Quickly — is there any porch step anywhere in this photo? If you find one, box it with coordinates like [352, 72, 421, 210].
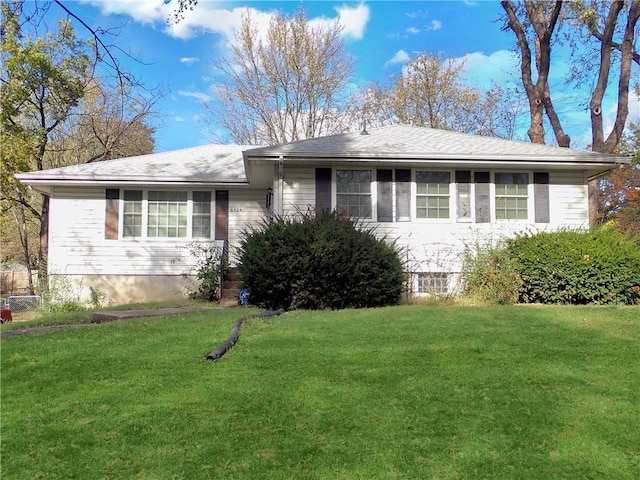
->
[219, 267, 243, 307]
[219, 297, 240, 308]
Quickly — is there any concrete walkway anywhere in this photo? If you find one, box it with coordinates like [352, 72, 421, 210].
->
[0, 306, 216, 337]
[90, 306, 215, 323]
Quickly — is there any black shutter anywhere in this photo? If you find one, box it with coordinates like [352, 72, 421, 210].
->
[534, 172, 550, 223]
[105, 189, 119, 240]
[377, 169, 393, 222]
[315, 168, 332, 211]
[475, 172, 491, 223]
[215, 190, 229, 240]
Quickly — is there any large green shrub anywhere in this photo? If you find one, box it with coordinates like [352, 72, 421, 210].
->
[506, 227, 640, 305]
[238, 210, 405, 310]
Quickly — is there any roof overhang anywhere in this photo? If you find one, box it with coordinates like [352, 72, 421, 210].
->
[244, 152, 628, 178]
[15, 175, 249, 196]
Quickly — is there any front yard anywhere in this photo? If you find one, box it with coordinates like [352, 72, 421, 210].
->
[1, 305, 638, 479]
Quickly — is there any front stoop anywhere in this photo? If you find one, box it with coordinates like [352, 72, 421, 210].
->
[219, 267, 242, 307]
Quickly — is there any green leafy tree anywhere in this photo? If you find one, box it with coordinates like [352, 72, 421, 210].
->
[1, 2, 158, 290]
[1, 1, 93, 284]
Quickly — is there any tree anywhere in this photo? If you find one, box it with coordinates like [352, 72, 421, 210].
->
[501, 0, 640, 225]
[502, 0, 640, 152]
[208, 7, 355, 145]
[501, 1, 569, 146]
[599, 121, 640, 235]
[567, 0, 640, 154]
[1, 1, 157, 290]
[49, 79, 157, 167]
[352, 54, 524, 140]
[1, 1, 93, 284]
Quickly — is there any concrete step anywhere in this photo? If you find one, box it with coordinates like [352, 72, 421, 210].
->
[219, 297, 239, 308]
[222, 280, 241, 290]
[221, 288, 241, 299]
[224, 267, 242, 281]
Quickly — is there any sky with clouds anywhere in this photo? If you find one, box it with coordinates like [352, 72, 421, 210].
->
[45, 0, 639, 152]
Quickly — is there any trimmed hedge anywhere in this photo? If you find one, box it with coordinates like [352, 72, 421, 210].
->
[505, 227, 640, 305]
[238, 210, 405, 310]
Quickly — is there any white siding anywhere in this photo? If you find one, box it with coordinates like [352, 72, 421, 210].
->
[228, 189, 270, 264]
[45, 167, 591, 303]
[549, 171, 589, 225]
[282, 167, 315, 216]
[47, 186, 269, 276]
[278, 166, 590, 273]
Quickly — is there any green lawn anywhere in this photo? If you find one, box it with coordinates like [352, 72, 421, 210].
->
[1, 305, 639, 479]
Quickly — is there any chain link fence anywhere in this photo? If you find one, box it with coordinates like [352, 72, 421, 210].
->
[7, 295, 43, 314]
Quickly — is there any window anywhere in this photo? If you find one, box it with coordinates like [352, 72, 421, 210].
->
[417, 272, 449, 295]
[376, 169, 393, 222]
[495, 173, 529, 220]
[416, 171, 450, 219]
[456, 171, 472, 222]
[147, 191, 188, 238]
[375, 169, 411, 222]
[120, 190, 214, 239]
[336, 170, 372, 218]
[192, 191, 212, 238]
[395, 169, 411, 222]
[123, 190, 143, 238]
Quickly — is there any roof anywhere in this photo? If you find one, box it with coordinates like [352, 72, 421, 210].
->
[16, 144, 255, 188]
[244, 124, 625, 165]
[16, 125, 627, 192]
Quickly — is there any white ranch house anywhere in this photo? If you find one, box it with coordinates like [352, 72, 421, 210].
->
[17, 125, 626, 305]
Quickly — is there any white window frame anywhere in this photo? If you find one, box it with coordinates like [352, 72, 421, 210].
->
[334, 169, 374, 219]
[414, 170, 453, 222]
[492, 171, 532, 222]
[119, 189, 214, 240]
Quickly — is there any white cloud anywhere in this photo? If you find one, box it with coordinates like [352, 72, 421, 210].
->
[336, 2, 370, 40]
[178, 90, 213, 103]
[406, 10, 429, 19]
[427, 20, 442, 31]
[310, 2, 370, 40]
[407, 27, 420, 35]
[81, 0, 168, 25]
[451, 50, 520, 90]
[83, 1, 369, 44]
[384, 50, 411, 68]
[180, 57, 199, 66]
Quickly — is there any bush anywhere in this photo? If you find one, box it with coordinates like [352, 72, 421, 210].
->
[506, 227, 640, 305]
[181, 242, 225, 301]
[238, 210, 405, 310]
[460, 239, 522, 305]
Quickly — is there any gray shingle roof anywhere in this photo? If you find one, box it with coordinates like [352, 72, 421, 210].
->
[244, 124, 624, 163]
[16, 144, 254, 184]
[17, 125, 627, 190]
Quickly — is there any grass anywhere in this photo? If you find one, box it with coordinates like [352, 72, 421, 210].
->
[1, 305, 639, 479]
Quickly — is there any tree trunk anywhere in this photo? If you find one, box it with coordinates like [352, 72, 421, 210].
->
[38, 195, 49, 290]
[501, 1, 568, 146]
[14, 204, 35, 295]
[590, 1, 624, 153]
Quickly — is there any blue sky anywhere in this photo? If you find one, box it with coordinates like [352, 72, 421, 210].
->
[47, 1, 639, 152]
